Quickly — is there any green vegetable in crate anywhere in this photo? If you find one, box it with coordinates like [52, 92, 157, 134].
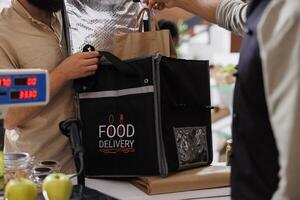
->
[220, 64, 237, 74]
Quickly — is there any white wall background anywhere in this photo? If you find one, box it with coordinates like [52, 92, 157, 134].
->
[0, 0, 11, 10]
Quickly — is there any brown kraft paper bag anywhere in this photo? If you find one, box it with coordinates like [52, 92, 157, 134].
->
[113, 8, 177, 60]
[131, 165, 230, 195]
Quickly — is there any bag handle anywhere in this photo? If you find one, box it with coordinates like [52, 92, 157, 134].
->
[100, 51, 138, 76]
[83, 45, 138, 76]
[137, 8, 158, 32]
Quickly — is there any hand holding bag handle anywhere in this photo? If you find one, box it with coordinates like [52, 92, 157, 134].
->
[83, 44, 138, 77]
[112, 8, 177, 59]
[75, 45, 141, 92]
[137, 8, 157, 32]
[136, 8, 177, 58]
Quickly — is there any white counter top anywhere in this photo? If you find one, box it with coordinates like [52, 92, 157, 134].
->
[83, 178, 230, 200]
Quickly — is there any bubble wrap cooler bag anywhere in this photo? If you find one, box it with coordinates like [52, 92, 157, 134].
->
[74, 51, 213, 177]
[63, 0, 144, 53]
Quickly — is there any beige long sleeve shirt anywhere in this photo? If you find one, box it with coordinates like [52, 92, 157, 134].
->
[216, 0, 300, 199]
[0, 0, 75, 173]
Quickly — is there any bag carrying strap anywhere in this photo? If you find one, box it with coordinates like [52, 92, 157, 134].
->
[100, 51, 139, 76]
[61, 1, 72, 55]
[83, 45, 138, 77]
[137, 8, 158, 32]
[136, 8, 177, 58]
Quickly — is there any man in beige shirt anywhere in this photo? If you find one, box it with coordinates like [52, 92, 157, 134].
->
[0, 0, 99, 172]
[146, 0, 300, 199]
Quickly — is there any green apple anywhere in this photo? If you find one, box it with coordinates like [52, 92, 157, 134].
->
[42, 173, 73, 200]
[5, 178, 38, 200]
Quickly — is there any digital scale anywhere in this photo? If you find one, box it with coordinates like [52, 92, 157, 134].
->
[0, 69, 49, 107]
[0, 69, 49, 197]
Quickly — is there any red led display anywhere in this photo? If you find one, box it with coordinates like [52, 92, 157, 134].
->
[15, 77, 38, 86]
[27, 77, 37, 86]
[19, 90, 37, 99]
[11, 90, 38, 100]
[0, 78, 12, 87]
